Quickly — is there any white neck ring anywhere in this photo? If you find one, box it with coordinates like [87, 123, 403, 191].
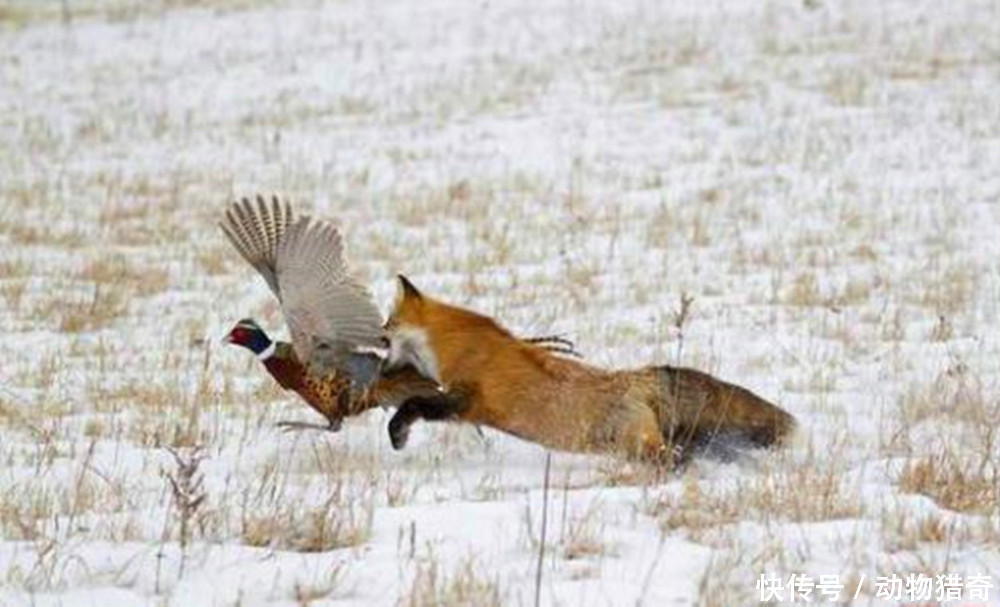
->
[256, 342, 277, 361]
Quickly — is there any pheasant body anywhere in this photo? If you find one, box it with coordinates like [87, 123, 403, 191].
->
[264, 342, 350, 426]
[228, 318, 441, 429]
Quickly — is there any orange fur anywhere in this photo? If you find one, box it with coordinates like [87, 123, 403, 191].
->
[386, 277, 796, 462]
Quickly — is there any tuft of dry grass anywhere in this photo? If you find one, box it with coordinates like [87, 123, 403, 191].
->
[824, 68, 871, 106]
[241, 498, 373, 552]
[53, 286, 129, 333]
[649, 457, 862, 544]
[881, 503, 1000, 553]
[694, 541, 758, 607]
[79, 256, 170, 298]
[898, 455, 998, 516]
[897, 364, 998, 427]
[240, 468, 376, 552]
[558, 502, 615, 561]
[653, 474, 740, 538]
[0, 0, 281, 27]
[786, 272, 822, 307]
[402, 555, 503, 607]
[290, 561, 351, 605]
[21, 254, 170, 333]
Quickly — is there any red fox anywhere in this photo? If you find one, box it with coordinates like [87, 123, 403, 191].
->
[384, 276, 796, 464]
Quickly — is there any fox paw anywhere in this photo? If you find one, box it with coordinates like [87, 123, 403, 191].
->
[388, 416, 410, 450]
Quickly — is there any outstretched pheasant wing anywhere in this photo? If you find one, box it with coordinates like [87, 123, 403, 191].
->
[219, 195, 294, 298]
[275, 215, 384, 377]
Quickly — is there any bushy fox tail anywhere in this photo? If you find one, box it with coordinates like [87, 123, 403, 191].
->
[651, 365, 796, 452]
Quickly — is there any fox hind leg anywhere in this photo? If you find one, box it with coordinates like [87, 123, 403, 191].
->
[611, 401, 670, 462]
[609, 402, 696, 472]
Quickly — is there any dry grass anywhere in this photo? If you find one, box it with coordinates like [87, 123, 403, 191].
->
[53, 286, 129, 333]
[746, 466, 863, 523]
[402, 555, 503, 607]
[898, 365, 996, 426]
[651, 475, 740, 537]
[290, 561, 351, 605]
[694, 541, 758, 607]
[0, 0, 278, 27]
[650, 461, 861, 544]
[0, 444, 139, 543]
[241, 496, 373, 552]
[558, 501, 615, 561]
[898, 455, 998, 516]
[79, 256, 170, 298]
[878, 506, 999, 554]
[12, 253, 170, 333]
[239, 462, 376, 552]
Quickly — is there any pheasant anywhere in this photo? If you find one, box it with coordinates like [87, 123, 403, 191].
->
[224, 317, 441, 430]
[220, 195, 579, 432]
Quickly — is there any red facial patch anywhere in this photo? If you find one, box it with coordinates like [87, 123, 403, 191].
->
[228, 327, 248, 344]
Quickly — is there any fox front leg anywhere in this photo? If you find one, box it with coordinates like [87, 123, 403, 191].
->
[388, 393, 467, 450]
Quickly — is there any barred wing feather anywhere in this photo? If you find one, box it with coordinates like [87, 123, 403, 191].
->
[275, 215, 384, 374]
[219, 195, 294, 298]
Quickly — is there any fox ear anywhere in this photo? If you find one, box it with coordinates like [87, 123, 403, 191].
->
[397, 274, 423, 300]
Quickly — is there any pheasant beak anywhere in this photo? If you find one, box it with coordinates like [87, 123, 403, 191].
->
[221, 332, 235, 345]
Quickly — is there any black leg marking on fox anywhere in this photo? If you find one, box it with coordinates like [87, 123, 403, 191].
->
[389, 391, 469, 450]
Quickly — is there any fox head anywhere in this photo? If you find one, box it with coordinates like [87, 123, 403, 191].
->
[384, 275, 442, 382]
[384, 275, 508, 385]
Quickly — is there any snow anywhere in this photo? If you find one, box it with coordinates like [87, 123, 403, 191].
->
[1, 0, 999, 605]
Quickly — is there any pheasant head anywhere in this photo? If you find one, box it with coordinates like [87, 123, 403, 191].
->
[223, 318, 276, 359]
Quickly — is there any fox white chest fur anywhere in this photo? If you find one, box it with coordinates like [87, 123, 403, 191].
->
[387, 325, 441, 384]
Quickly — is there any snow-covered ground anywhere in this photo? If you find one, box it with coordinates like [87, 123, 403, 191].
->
[1, 0, 999, 604]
